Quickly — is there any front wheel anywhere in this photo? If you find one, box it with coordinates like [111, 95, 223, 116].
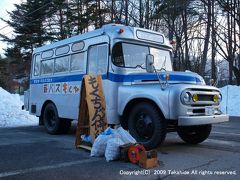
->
[128, 102, 166, 150]
[177, 124, 212, 144]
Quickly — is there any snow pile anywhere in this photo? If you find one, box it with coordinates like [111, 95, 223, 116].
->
[220, 85, 240, 116]
[0, 87, 38, 128]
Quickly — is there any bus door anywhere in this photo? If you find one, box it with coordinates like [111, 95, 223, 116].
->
[87, 43, 109, 76]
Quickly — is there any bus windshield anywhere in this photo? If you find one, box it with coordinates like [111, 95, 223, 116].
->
[112, 42, 173, 71]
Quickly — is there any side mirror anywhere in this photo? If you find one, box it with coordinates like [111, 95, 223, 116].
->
[146, 54, 154, 73]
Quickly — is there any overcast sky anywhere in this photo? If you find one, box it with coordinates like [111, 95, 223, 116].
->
[0, 0, 21, 57]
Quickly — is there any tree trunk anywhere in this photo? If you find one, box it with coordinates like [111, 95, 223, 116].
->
[59, 7, 65, 40]
[182, 6, 190, 70]
[227, 0, 233, 84]
[139, 0, 143, 27]
[211, 0, 216, 81]
[98, 0, 102, 27]
[111, 0, 114, 23]
[145, 0, 150, 29]
[233, 66, 240, 85]
[125, 0, 128, 25]
[77, 0, 83, 33]
[200, 0, 211, 77]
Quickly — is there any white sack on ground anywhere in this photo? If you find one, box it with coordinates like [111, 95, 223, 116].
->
[114, 127, 136, 144]
[90, 128, 114, 157]
[91, 127, 136, 161]
[105, 137, 124, 161]
[104, 127, 136, 161]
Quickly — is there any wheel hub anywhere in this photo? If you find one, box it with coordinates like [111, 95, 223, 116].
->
[47, 110, 56, 127]
[135, 113, 154, 139]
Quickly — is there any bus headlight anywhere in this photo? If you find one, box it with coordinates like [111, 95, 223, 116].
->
[218, 94, 222, 102]
[183, 92, 191, 103]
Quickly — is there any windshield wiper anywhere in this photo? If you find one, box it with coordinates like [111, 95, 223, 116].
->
[136, 62, 145, 69]
[159, 57, 167, 72]
[153, 56, 169, 90]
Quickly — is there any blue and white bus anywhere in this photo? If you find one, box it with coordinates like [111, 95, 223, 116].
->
[24, 24, 228, 149]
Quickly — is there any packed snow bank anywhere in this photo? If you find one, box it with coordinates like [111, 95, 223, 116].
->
[220, 85, 240, 117]
[0, 87, 38, 128]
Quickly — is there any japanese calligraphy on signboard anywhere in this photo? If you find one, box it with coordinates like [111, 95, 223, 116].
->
[85, 75, 108, 141]
[75, 75, 107, 146]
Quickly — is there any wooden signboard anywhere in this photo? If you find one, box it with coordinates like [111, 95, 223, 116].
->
[75, 75, 108, 148]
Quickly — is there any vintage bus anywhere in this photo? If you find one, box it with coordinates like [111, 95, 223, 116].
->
[24, 24, 228, 149]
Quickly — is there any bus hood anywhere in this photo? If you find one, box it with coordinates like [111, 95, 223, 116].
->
[108, 71, 205, 85]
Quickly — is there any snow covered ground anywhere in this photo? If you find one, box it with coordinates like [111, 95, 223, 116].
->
[0, 87, 38, 128]
[220, 85, 240, 116]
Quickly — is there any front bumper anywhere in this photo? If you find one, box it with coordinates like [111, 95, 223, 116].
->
[178, 114, 229, 126]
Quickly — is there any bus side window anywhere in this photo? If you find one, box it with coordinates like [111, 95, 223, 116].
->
[87, 44, 108, 75]
[56, 45, 70, 56]
[34, 54, 41, 76]
[70, 53, 85, 72]
[112, 43, 124, 67]
[41, 59, 54, 75]
[55, 56, 70, 73]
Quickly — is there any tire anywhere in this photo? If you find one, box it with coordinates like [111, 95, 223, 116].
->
[43, 103, 71, 134]
[177, 124, 212, 144]
[128, 102, 166, 150]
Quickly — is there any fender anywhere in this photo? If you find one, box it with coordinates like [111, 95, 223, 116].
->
[118, 85, 170, 119]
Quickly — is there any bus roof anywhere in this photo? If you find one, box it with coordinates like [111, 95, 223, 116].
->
[33, 24, 172, 54]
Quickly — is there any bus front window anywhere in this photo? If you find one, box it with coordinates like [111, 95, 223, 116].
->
[112, 42, 172, 71]
[149, 47, 172, 71]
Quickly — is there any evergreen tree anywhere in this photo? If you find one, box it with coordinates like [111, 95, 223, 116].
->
[0, 0, 52, 59]
[47, 0, 71, 40]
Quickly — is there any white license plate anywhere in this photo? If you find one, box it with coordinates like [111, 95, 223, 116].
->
[205, 106, 214, 116]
